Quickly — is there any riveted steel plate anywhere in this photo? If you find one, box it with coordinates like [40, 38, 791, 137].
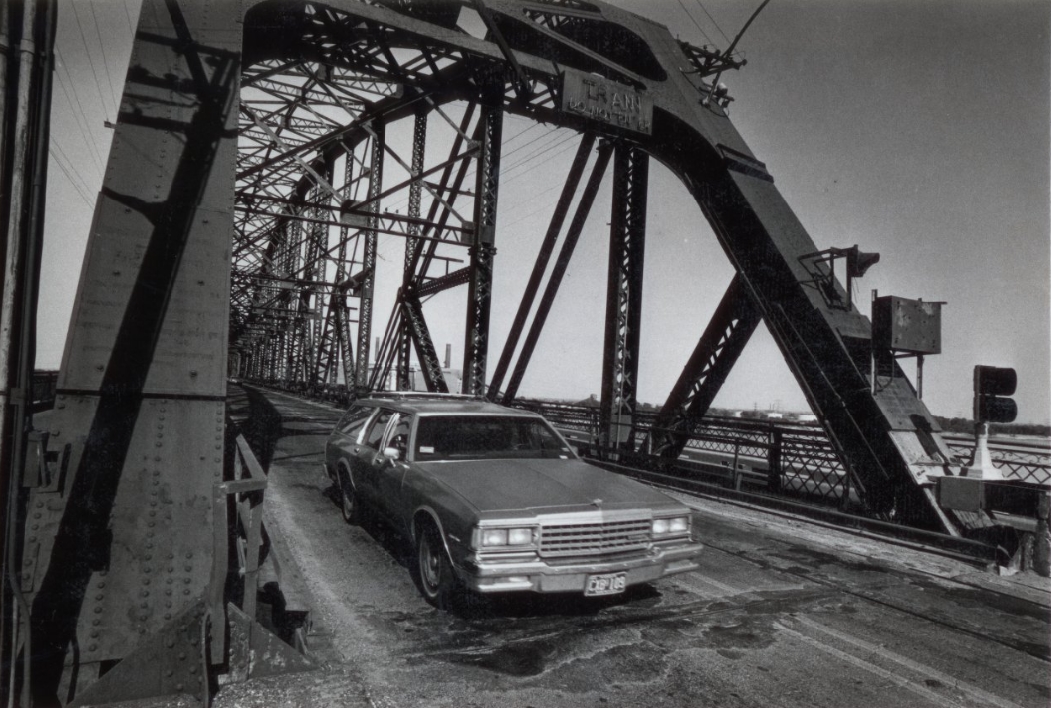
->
[72, 398, 225, 665]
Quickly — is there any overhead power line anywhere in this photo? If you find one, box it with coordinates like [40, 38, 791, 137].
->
[54, 50, 106, 178]
[49, 145, 96, 208]
[88, 0, 122, 108]
[693, 0, 731, 45]
[675, 0, 714, 47]
[70, 0, 117, 119]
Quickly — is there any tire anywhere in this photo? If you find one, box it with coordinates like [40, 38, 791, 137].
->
[416, 522, 457, 609]
[337, 468, 361, 524]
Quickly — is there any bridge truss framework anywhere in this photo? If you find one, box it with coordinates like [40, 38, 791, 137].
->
[5, 0, 991, 703]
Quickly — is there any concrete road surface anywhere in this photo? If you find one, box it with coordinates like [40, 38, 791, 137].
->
[213, 386, 1050, 708]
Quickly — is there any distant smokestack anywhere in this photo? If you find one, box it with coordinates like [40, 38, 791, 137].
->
[444, 343, 451, 369]
[374, 337, 380, 365]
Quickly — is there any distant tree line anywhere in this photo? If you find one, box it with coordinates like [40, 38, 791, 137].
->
[572, 395, 1049, 438]
[934, 416, 1050, 437]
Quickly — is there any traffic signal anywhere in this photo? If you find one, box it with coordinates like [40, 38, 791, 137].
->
[973, 365, 1017, 423]
[845, 245, 880, 279]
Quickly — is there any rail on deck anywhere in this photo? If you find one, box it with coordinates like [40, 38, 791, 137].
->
[240, 380, 1051, 511]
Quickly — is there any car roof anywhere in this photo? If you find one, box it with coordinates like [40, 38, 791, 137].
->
[353, 394, 540, 417]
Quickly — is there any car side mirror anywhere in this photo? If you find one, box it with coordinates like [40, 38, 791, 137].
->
[382, 446, 401, 463]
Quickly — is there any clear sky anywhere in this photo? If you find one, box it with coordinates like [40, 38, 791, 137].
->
[38, 0, 1050, 423]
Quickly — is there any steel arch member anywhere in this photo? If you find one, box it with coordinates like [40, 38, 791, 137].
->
[22, 0, 963, 702]
[234, 0, 956, 520]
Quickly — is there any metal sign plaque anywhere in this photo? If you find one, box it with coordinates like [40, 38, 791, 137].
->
[561, 71, 653, 135]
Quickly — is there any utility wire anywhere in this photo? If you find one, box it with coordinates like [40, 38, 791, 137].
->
[70, 0, 116, 118]
[49, 146, 95, 208]
[382, 121, 555, 215]
[56, 50, 108, 175]
[675, 0, 714, 46]
[121, 0, 136, 33]
[53, 58, 105, 178]
[50, 139, 95, 197]
[693, 0, 731, 45]
[88, 0, 122, 108]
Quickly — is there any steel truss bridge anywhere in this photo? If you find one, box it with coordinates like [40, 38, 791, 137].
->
[1, 0, 1047, 705]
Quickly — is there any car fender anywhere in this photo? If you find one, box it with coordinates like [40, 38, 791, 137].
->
[412, 502, 478, 569]
[335, 459, 355, 490]
[412, 506, 451, 554]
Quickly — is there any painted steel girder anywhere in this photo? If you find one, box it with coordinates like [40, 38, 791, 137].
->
[355, 126, 384, 388]
[647, 274, 762, 461]
[501, 141, 614, 404]
[600, 145, 648, 451]
[462, 104, 503, 396]
[29, 4, 968, 698]
[402, 294, 449, 393]
[488, 133, 597, 401]
[24, 0, 241, 700]
[237, 0, 955, 526]
[398, 108, 428, 390]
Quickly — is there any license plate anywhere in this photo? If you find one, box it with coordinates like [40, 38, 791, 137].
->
[585, 572, 626, 596]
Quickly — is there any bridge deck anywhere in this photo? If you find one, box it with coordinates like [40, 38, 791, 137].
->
[219, 385, 1050, 708]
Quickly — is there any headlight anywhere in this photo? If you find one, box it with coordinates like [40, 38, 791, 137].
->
[652, 516, 689, 536]
[480, 527, 535, 547]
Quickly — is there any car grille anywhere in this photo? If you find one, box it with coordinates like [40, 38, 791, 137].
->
[539, 518, 651, 558]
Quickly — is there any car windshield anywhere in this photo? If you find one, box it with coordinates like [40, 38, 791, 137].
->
[414, 415, 574, 461]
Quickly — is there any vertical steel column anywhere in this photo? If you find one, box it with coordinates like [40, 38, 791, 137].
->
[600, 145, 648, 452]
[462, 104, 502, 395]
[1, 1, 55, 700]
[22, 0, 242, 699]
[297, 184, 324, 386]
[397, 107, 427, 390]
[336, 151, 356, 385]
[355, 125, 384, 389]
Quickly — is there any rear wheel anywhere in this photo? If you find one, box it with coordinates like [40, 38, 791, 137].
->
[337, 468, 360, 524]
[416, 522, 457, 609]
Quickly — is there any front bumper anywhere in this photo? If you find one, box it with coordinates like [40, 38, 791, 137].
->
[456, 540, 704, 594]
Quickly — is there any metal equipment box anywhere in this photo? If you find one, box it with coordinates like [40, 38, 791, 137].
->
[938, 475, 985, 513]
[872, 296, 942, 354]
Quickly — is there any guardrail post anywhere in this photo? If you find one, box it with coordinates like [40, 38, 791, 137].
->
[768, 429, 783, 493]
[1035, 492, 1050, 577]
[208, 483, 229, 663]
[732, 442, 742, 491]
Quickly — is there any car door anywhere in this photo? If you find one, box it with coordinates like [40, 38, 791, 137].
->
[375, 413, 413, 520]
[329, 405, 374, 475]
[354, 408, 395, 510]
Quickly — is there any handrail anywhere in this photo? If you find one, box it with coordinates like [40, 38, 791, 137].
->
[207, 434, 268, 665]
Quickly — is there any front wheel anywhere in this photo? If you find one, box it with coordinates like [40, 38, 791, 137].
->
[337, 468, 361, 524]
[416, 523, 457, 609]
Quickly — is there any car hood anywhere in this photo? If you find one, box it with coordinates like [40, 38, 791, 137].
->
[418, 458, 679, 514]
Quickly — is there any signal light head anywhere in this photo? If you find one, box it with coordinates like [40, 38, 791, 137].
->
[973, 365, 1018, 423]
[846, 245, 880, 279]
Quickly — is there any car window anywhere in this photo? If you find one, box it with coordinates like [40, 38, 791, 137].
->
[414, 415, 573, 461]
[363, 410, 395, 450]
[385, 415, 412, 456]
[337, 405, 374, 440]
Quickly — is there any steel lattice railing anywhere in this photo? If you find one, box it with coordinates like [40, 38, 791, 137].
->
[509, 399, 1051, 498]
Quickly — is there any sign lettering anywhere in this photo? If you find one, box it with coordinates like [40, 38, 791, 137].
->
[561, 72, 653, 135]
